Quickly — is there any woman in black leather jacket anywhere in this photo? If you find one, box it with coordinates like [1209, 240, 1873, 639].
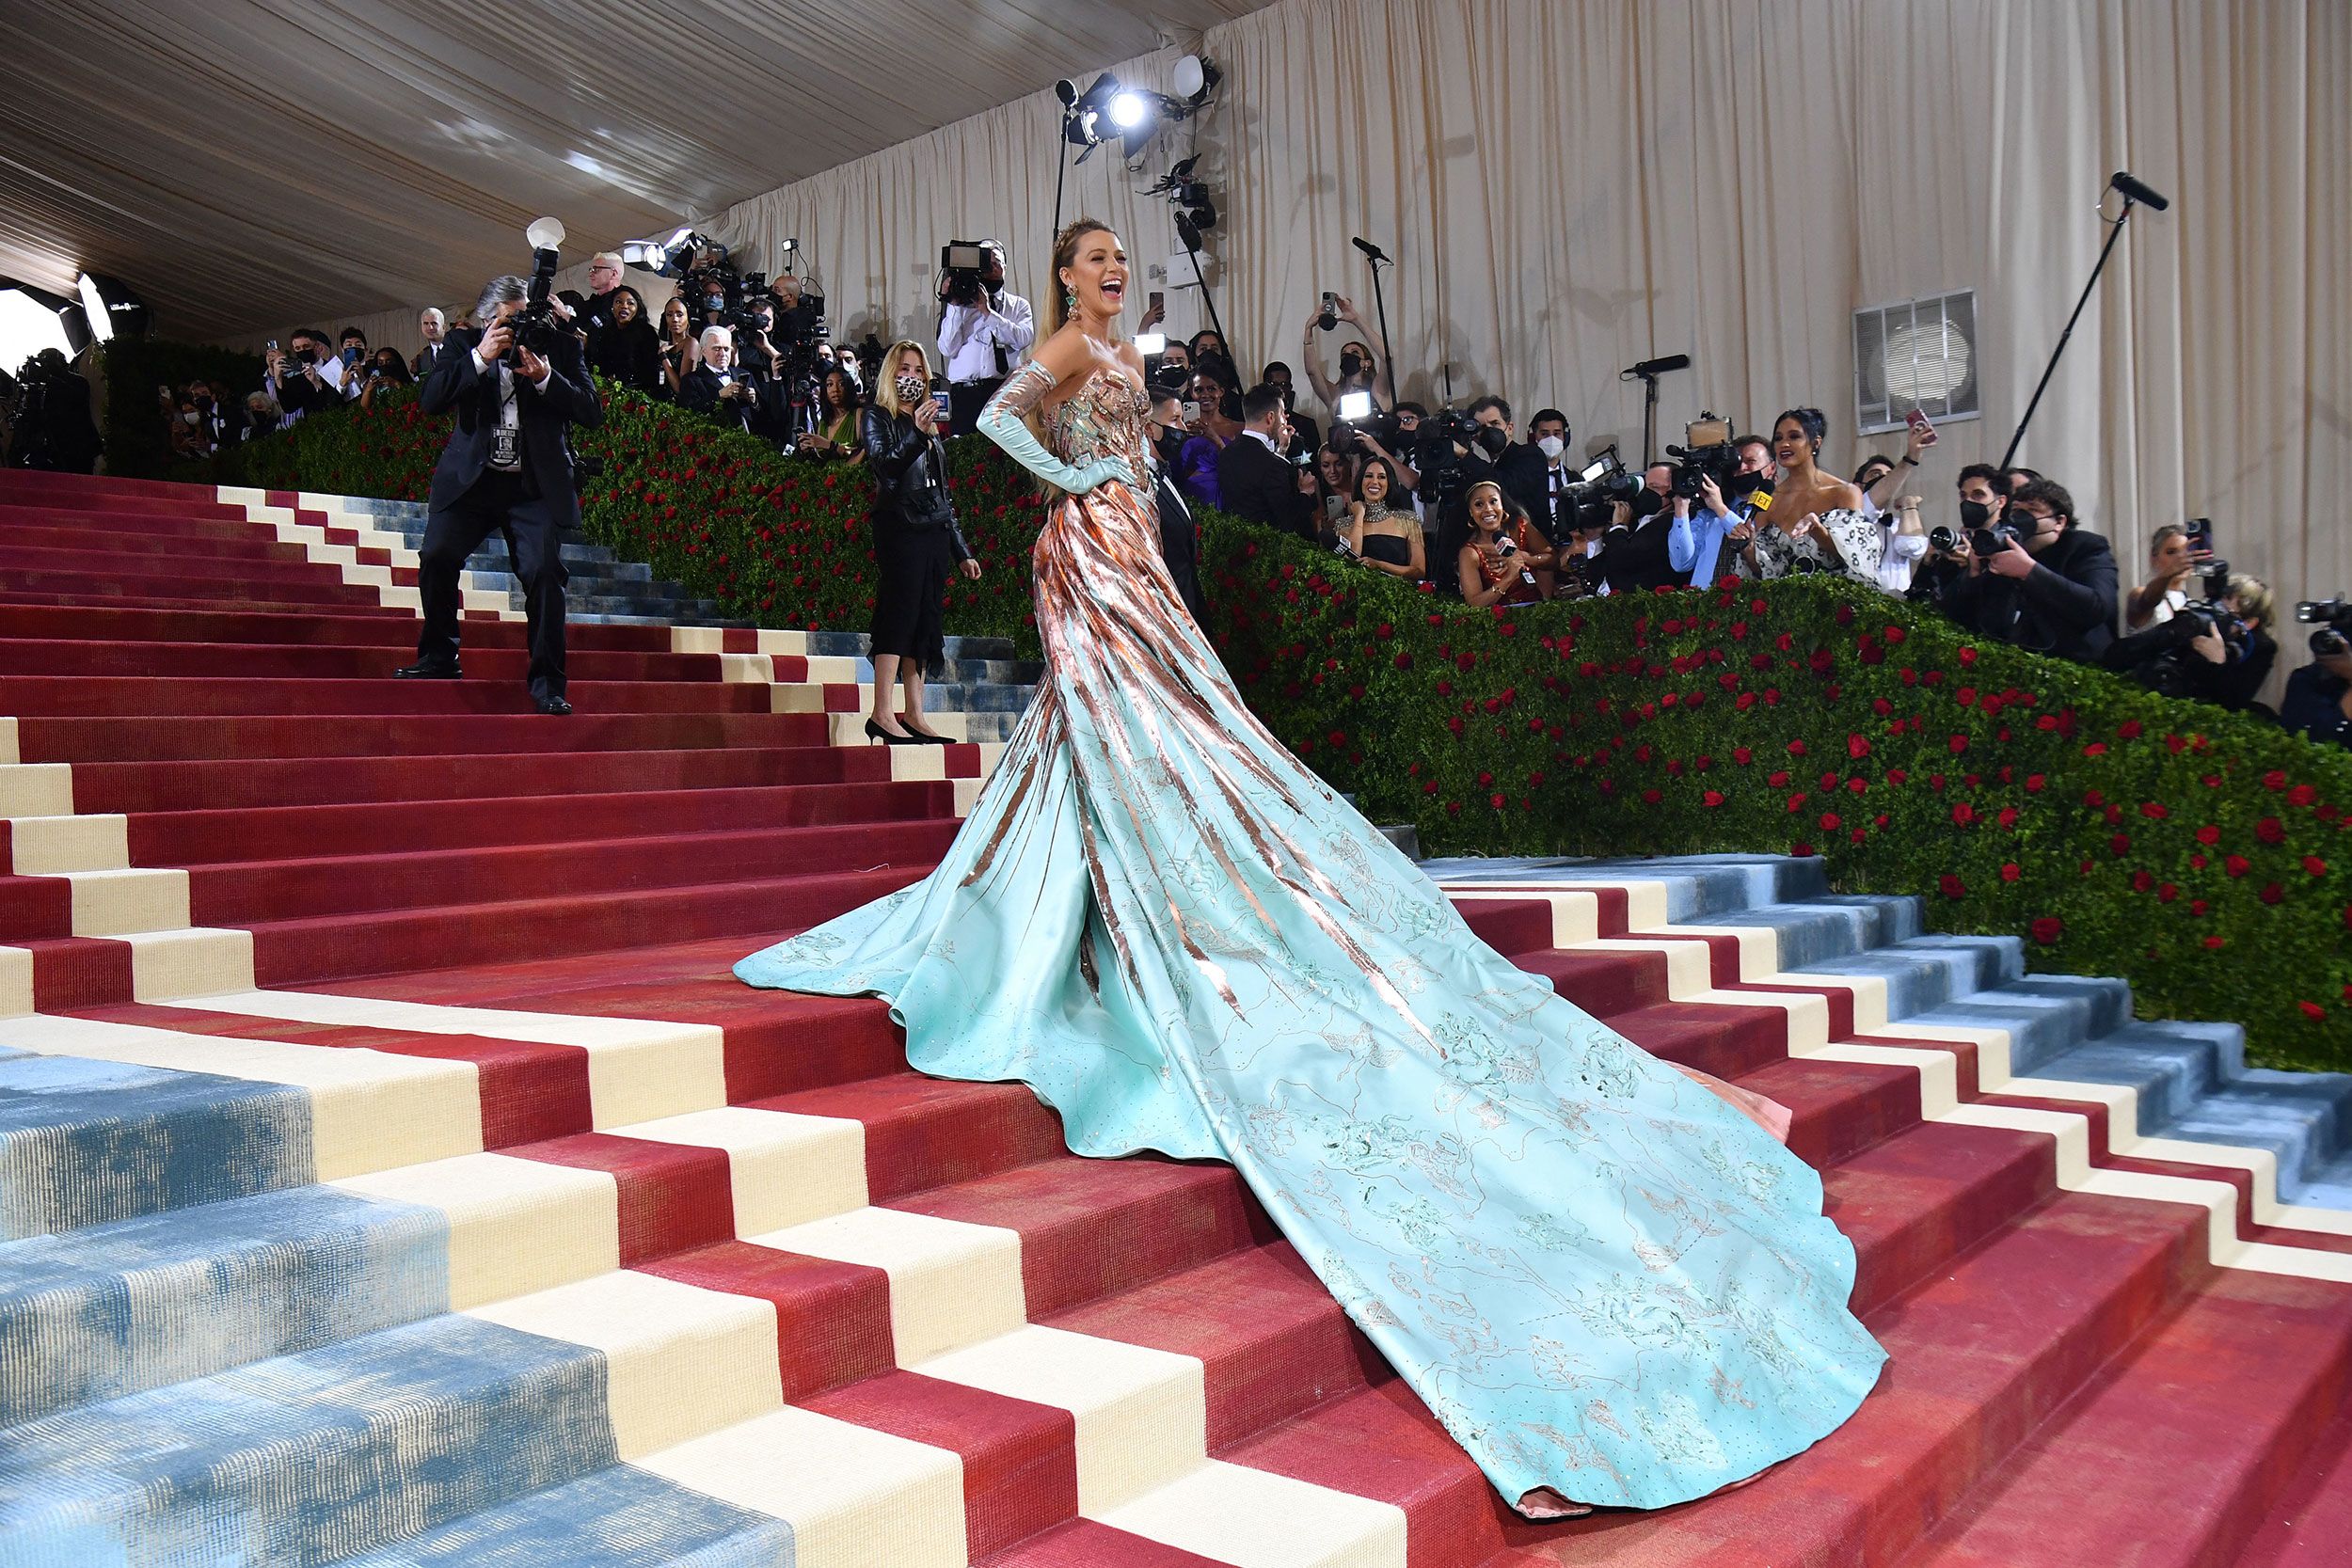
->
[863, 340, 981, 744]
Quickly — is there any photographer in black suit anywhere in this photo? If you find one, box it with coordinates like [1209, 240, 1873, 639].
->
[395, 274, 600, 715]
[1215, 383, 1317, 541]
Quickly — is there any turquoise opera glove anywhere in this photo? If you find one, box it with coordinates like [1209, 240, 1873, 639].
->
[976, 362, 1130, 494]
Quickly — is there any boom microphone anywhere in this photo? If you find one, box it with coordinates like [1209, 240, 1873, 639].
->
[2108, 170, 2170, 212]
[1351, 236, 1389, 263]
[1623, 353, 1691, 378]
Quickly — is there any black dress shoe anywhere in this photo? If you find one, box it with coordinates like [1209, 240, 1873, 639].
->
[864, 718, 917, 745]
[534, 694, 573, 716]
[393, 660, 461, 679]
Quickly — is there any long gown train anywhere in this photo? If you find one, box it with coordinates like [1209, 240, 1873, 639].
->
[738, 368, 1886, 1512]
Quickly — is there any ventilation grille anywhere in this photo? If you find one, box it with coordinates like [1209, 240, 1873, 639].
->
[1853, 290, 1979, 436]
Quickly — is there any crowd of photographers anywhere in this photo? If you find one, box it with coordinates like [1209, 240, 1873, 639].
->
[81, 229, 2349, 753]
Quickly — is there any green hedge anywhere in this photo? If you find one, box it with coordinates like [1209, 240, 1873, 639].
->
[202, 383, 2352, 1071]
[97, 339, 265, 482]
[212, 382, 1043, 649]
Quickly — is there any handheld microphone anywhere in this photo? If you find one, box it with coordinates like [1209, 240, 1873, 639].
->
[2109, 170, 2170, 212]
[1623, 353, 1692, 378]
[1351, 236, 1389, 263]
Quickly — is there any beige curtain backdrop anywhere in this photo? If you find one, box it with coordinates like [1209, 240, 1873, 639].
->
[240, 0, 2352, 673]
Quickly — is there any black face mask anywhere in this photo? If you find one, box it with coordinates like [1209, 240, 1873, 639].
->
[1473, 423, 1511, 457]
[1958, 499, 1993, 531]
[1630, 487, 1664, 521]
[1340, 353, 1363, 377]
[1155, 428, 1186, 464]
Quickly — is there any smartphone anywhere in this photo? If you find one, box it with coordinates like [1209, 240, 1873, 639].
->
[1148, 290, 1164, 316]
[265, 340, 278, 354]
[930, 375, 951, 422]
[1182, 400, 1201, 424]
[1318, 292, 1339, 331]
[2184, 516, 2215, 558]
[1336, 389, 1374, 420]
[1904, 406, 1938, 444]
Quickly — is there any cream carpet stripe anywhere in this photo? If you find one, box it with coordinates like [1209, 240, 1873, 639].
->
[0, 947, 31, 1018]
[753, 1205, 1025, 1364]
[617, 1106, 868, 1235]
[123, 927, 255, 1002]
[162, 990, 728, 1128]
[333, 1152, 619, 1309]
[1097, 1459, 1406, 1568]
[914, 1323, 1204, 1514]
[6, 813, 128, 875]
[635, 1407, 966, 1568]
[62, 868, 189, 938]
[0, 763, 76, 818]
[465, 1271, 782, 1460]
[0, 1011, 480, 1178]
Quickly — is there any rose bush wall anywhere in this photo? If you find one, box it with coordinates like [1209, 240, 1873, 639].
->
[202, 378, 2352, 1071]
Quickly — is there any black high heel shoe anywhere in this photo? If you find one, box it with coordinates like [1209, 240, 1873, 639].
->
[898, 719, 956, 746]
[864, 718, 918, 746]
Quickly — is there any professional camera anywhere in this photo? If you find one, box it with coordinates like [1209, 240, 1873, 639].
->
[505, 240, 567, 365]
[1971, 517, 2025, 557]
[2296, 595, 2352, 657]
[1336, 406, 1403, 454]
[1663, 412, 1740, 499]
[1412, 407, 1506, 517]
[940, 241, 993, 308]
[1928, 524, 1961, 555]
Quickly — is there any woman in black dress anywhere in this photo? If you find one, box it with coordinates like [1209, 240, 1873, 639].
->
[1343, 456, 1424, 580]
[589, 286, 663, 395]
[863, 339, 981, 744]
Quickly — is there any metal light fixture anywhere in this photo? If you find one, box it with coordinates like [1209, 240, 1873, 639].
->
[72, 272, 148, 343]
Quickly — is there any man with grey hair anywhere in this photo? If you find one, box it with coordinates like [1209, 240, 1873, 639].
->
[680, 325, 755, 435]
[395, 274, 600, 715]
[411, 308, 447, 377]
[577, 251, 626, 355]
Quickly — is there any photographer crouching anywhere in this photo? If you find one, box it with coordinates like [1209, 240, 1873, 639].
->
[396, 264, 599, 716]
[1939, 478, 2117, 663]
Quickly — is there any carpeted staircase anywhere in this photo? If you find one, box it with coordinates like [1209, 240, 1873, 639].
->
[3, 470, 2351, 1567]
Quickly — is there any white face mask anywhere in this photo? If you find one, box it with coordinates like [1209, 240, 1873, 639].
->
[1536, 435, 1565, 461]
[182, 411, 200, 425]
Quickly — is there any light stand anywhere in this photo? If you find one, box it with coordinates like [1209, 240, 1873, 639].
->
[1620, 353, 1691, 466]
[1180, 228, 1229, 371]
[2002, 170, 2170, 467]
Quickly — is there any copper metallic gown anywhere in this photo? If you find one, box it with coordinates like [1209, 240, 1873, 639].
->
[738, 366, 1885, 1513]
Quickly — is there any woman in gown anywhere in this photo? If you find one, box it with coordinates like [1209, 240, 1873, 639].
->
[1734, 407, 1883, 585]
[738, 219, 1887, 1514]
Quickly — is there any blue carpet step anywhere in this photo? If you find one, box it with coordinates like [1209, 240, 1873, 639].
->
[0, 1185, 442, 1427]
[0, 1312, 615, 1566]
[1425, 853, 2352, 1212]
[0, 1047, 313, 1240]
[331, 1465, 791, 1567]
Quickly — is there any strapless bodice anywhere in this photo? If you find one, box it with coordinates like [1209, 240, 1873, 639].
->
[1045, 367, 1154, 489]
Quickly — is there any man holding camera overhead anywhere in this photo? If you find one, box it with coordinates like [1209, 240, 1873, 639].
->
[937, 240, 1033, 436]
[395, 272, 599, 716]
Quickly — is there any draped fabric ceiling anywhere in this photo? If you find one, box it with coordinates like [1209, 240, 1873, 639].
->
[0, 0, 1274, 343]
[12, 0, 2347, 673]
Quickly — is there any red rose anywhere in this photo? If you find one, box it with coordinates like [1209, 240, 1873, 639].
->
[1703, 790, 1725, 808]
[1951, 802, 1977, 826]
[2265, 770, 2288, 791]
[2306, 857, 2329, 877]
[1787, 739, 1807, 756]
[2083, 742, 2108, 757]
[2256, 816, 2285, 844]
[2288, 784, 2316, 807]
[1768, 769, 1790, 787]
[1939, 874, 1967, 900]
[1958, 646, 1979, 665]
[2139, 801, 2169, 819]
[2226, 855, 2251, 878]
[2110, 833, 2131, 856]
[1848, 734, 1870, 759]
[2000, 863, 2021, 882]
[2030, 917, 2063, 944]
[2132, 871, 2153, 893]
[2204, 935, 2226, 949]
[2195, 825, 2221, 846]
[1888, 768, 1909, 785]
[2260, 882, 2285, 905]
[2301, 1001, 2328, 1021]
[1819, 812, 1841, 832]
[1734, 747, 1754, 765]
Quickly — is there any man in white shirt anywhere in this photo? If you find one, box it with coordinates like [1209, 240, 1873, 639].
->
[936, 240, 1033, 436]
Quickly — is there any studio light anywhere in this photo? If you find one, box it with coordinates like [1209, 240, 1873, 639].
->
[0, 281, 87, 364]
[1108, 90, 1149, 130]
[72, 272, 148, 343]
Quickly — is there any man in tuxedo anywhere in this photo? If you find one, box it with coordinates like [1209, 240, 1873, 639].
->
[396, 275, 600, 715]
[1215, 383, 1316, 541]
[1146, 390, 1209, 624]
[680, 327, 759, 435]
